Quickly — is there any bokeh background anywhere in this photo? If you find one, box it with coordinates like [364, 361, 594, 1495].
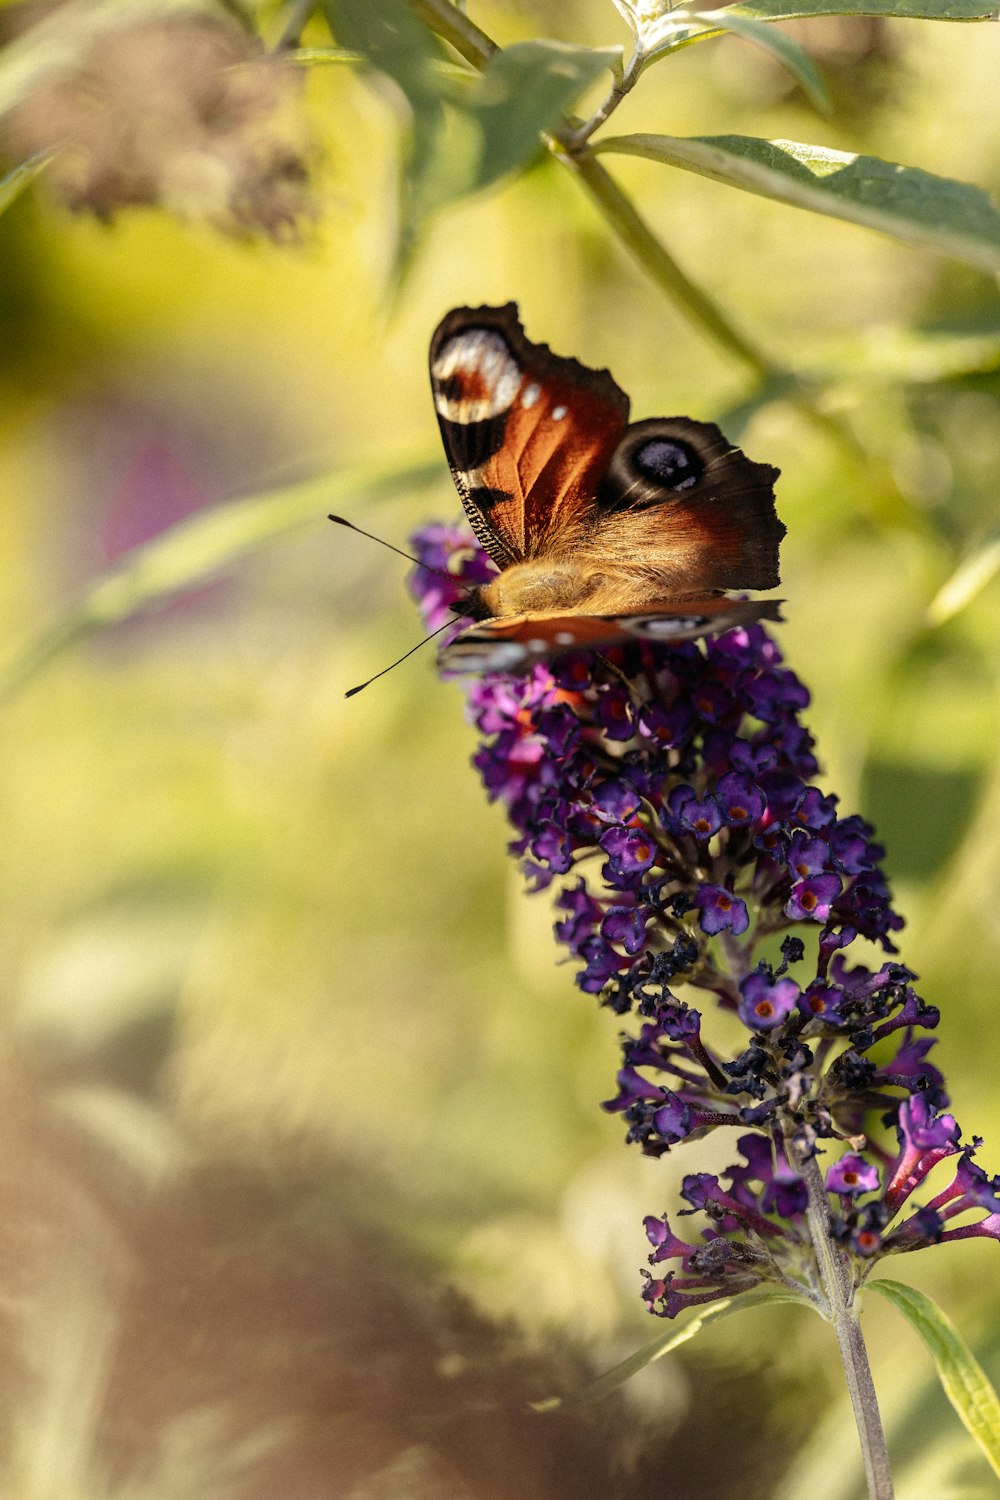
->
[1, 1, 999, 1495]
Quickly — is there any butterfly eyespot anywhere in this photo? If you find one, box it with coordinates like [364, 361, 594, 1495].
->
[635, 438, 702, 491]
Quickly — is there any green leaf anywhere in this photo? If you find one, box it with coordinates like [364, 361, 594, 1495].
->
[640, 0, 997, 51]
[532, 1289, 810, 1413]
[928, 526, 1000, 625]
[696, 11, 831, 114]
[595, 134, 1000, 275]
[868, 1279, 1000, 1479]
[729, 0, 998, 18]
[286, 45, 363, 65]
[465, 40, 620, 190]
[322, 0, 455, 274]
[629, 0, 997, 60]
[0, 452, 442, 699]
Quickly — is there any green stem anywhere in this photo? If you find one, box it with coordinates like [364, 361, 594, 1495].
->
[798, 1146, 895, 1500]
[408, 0, 496, 65]
[272, 0, 318, 51]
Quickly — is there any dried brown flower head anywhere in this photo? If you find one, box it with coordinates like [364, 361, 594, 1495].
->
[2, 5, 312, 237]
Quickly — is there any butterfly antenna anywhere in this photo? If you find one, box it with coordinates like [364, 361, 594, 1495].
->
[328, 514, 473, 593]
[344, 620, 453, 698]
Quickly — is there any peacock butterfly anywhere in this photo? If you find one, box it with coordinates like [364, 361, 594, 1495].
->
[429, 303, 785, 674]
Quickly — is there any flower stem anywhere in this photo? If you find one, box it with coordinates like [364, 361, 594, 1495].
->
[798, 1146, 895, 1500]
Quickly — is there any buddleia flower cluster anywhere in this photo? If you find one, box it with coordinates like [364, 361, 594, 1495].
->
[409, 521, 1000, 1322]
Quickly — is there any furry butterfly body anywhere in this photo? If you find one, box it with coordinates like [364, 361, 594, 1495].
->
[429, 304, 785, 672]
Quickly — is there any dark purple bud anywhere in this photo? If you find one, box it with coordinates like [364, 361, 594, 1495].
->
[791, 787, 838, 831]
[761, 1170, 808, 1218]
[653, 1091, 695, 1144]
[602, 905, 649, 955]
[595, 684, 636, 741]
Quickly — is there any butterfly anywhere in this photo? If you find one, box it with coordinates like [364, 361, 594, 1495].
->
[429, 303, 785, 674]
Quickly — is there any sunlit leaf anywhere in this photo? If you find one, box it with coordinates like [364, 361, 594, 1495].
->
[532, 1289, 810, 1413]
[636, 0, 997, 52]
[596, 134, 1000, 274]
[466, 39, 620, 190]
[0, 453, 441, 699]
[868, 1279, 1000, 1478]
[286, 45, 363, 65]
[730, 0, 998, 18]
[928, 526, 1000, 625]
[693, 12, 831, 114]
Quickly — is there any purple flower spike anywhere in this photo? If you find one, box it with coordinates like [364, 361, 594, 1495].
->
[407, 520, 993, 1323]
[694, 885, 749, 936]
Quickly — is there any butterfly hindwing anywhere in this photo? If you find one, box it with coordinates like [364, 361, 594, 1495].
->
[439, 599, 784, 674]
[587, 417, 784, 594]
[429, 304, 630, 570]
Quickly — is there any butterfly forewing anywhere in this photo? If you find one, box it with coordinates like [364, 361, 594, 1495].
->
[429, 304, 629, 568]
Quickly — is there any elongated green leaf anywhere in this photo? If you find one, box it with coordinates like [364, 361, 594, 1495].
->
[286, 45, 363, 65]
[533, 1289, 810, 1413]
[929, 527, 1000, 625]
[868, 1279, 1000, 1478]
[0, 453, 442, 699]
[632, 0, 997, 60]
[729, 0, 998, 18]
[596, 133, 1000, 274]
[697, 11, 830, 113]
[466, 40, 619, 190]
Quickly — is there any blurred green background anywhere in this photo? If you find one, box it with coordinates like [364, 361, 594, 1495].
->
[1, 1, 1000, 1495]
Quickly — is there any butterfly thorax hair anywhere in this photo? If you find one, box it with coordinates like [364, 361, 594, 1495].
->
[453, 556, 705, 623]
